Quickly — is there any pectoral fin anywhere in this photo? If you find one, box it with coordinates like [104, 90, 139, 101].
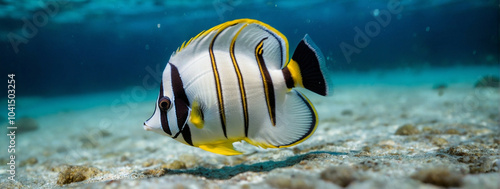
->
[189, 100, 204, 129]
[198, 142, 243, 156]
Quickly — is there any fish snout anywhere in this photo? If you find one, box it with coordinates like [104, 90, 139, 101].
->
[143, 122, 153, 131]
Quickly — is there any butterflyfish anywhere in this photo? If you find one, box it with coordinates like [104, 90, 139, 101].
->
[143, 18, 330, 155]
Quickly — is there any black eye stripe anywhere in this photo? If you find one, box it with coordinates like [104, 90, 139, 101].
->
[160, 108, 172, 135]
[158, 81, 172, 135]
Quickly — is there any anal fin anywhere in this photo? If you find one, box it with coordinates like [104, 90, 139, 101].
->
[198, 142, 243, 156]
[246, 90, 318, 148]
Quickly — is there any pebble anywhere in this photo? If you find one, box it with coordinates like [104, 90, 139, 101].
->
[266, 173, 316, 189]
[20, 157, 38, 167]
[15, 117, 40, 133]
[341, 109, 353, 116]
[162, 160, 187, 170]
[469, 157, 493, 174]
[56, 165, 102, 185]
[411, 167, 463, 187]
[395, 124, 420, 135]
[431, 137, 448, 147]
[444, 129, 460, 135]
[320, 166, 357, 187]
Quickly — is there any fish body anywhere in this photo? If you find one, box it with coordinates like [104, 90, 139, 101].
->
[144, 19, 330, 155]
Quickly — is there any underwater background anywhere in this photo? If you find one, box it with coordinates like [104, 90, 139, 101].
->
[0, 0, 499, 188]
[1, 0, 498, 98]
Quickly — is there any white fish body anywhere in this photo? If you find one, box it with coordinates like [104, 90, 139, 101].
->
[144, 19, 330, 155]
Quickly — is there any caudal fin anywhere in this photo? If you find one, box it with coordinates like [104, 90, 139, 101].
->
[283, 34, 329, 96]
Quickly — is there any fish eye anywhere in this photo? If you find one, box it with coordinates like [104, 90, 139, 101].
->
[158, 96, 171, 110]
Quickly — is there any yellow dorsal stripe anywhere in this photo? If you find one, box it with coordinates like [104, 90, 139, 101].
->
[209, 23, 238, 138]
[230, 23, 251, 136]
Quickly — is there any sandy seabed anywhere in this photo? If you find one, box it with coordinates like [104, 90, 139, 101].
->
[1, 66, 499, 188]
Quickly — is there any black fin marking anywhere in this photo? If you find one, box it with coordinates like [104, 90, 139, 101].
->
[291, 35, 328, 96]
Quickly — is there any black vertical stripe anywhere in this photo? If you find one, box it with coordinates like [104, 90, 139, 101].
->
[170, 64, 191, 133]
[160, 111, 171, 135]
[170, 64, 194, 146]
[170, 64, 189, 106]
[181, 124, 194, 146]
[255, 37, 276, 126]
[174, 100, 189, 133]
[159, 81, 172, 135]
[281, 67, 294, 88]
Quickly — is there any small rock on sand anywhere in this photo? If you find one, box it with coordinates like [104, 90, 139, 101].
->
[320, 166, 357, 187]
[411, 167, 463, 187]
[56, 165, 102, 186]
[395, 124, 420, 135]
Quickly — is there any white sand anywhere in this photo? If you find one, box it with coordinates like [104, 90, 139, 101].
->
[0, 66, 498, 188]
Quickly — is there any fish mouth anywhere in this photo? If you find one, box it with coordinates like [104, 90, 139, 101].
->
[143, 122, 153, 131]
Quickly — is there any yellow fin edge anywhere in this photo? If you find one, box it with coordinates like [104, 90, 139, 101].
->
[243, 138, 277, 149]
[243, 91, 319, 149]
[278, 91, 319, 148]
[176, 18, 289, 61]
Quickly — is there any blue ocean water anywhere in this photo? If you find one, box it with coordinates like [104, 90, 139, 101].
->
[0, 0, 498, 117]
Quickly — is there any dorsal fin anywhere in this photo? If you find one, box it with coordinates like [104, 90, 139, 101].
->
[170, 19, 289, 70]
